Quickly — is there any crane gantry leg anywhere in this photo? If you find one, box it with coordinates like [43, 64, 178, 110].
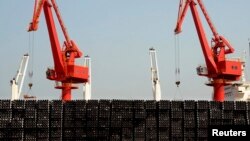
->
[212, 79, 225, 102]
[55, 83, 77, 101]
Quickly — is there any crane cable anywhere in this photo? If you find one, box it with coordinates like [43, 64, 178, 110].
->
[175, 35, 180, 87]
[28, 32, 35, 92]
[248, 38, 250, 57]
[174, 35, 183, 100]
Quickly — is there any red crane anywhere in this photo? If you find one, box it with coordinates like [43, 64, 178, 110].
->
[174, 0, 242, 101]
[28, 0, 88, 101]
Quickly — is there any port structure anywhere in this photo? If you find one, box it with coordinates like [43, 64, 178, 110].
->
[149, 48, 162, 101]
[174, 0, 242, 101]
[28, 0, 89, 101]
[225, 55, 250, 101]
[11, 54, 29, 100]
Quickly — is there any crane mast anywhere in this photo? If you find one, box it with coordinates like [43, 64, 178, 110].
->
[174, 0, 242, 101]
[11, 54, 29, 100]
[28, 0, 89, 101]
[83, 56, 91, 100]
[149, 48, 162, 101]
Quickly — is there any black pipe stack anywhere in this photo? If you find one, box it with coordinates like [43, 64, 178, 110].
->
[86, 100, 99, 140]
[24, 100, 37, 140]
[222, 101, 234, 125]
[133, 100, 145, 140]
[98, 100, 110, 140]
[50, 100, 63, 141]
[234, 101, 248, 125]
[75, 100, 87, 140]
[158, 100, 170, 141]
[12, 100, 25, 140]
[196, 101, 209, 140]
[145, 100, 157, 141]
[0, 100, 249, 140]
[36, 100, 50, 140]
[183, 100, 196, 140]
[170, 101, 183, 140]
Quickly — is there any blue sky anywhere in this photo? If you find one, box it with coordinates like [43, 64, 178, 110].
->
[0, 0, 250, 100]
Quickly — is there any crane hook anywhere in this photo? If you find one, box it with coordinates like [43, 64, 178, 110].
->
[28, 83, 33, 90]
[175, 81, 180, 87]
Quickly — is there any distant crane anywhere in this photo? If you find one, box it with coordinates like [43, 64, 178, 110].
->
[11, 54, 29, 100]
[28, 0, 89, 100]
[83, 56, 91, 100]
[174, 0, 242, 101]
[149, 48, 162, 101]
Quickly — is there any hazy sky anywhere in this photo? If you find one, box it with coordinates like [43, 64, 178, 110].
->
[0, 0, 250, 100]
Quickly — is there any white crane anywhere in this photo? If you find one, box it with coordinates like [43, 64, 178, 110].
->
[83, 55, 91, 100]
[149, 48, 161, 101]
[10, 54, 29, 100]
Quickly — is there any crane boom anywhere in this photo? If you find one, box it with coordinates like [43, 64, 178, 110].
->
[28, 0, 88, 100]
[174, 0, 242, 101]
[149, 48, 162, 101]
[29, 0, 71, 44]
[11, 54, 29, 100]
